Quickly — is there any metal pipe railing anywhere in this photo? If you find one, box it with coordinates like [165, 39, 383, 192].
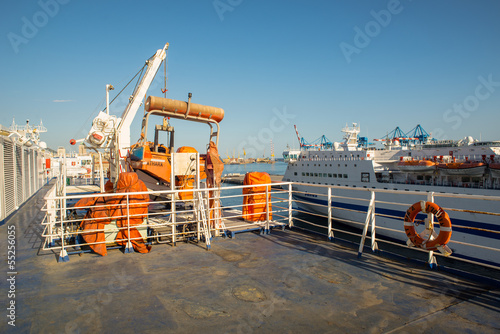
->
[40, 179, 500, 270]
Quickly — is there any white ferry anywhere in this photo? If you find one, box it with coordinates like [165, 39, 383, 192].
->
[283, 124, 500, 266]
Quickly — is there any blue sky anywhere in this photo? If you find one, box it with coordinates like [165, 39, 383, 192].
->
[1, 0, 499, 157]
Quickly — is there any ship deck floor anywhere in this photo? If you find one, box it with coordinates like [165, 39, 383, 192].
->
[1, 182, 500, 333]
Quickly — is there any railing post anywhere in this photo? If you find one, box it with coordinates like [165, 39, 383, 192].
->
[58, 197, 69, 262]
[124, 193, 134, 253]
[205, 189, 211, 242]
[265, 185, 270, 234]
[171, 154, 176, 246]
[327, 187, 333, 241]
[288, 183, 293, 229]
[370, 195, 378, 253]
[358, 191, 375, 258]
[196, 189, 201, 242]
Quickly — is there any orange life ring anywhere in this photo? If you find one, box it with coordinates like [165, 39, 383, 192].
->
[404, 201, 452, 251]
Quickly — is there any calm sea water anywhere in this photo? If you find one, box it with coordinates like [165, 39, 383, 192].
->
[222, 161, 288, 176]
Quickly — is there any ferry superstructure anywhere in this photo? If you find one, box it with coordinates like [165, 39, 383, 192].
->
[283, 124, 500, 266]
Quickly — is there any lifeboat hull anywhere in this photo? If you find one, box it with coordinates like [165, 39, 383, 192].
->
[438, 163, 486, 177]
[396, 160, 436, 174]
[489, 163, 500, 178]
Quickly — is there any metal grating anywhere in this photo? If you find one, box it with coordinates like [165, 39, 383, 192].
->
[26, 150, 35, 198]
[3, 140, 16, 217]
[14, 145, 23, 207]
[35, 151, 40, 190]
[1, 139, 46, 221]
[24, 149, 30, 200]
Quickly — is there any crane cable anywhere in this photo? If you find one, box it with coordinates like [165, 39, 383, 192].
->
[102, 63, 147, 113]
[162, 48, 169, 98]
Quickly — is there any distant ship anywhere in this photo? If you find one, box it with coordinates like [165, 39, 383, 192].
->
[283, 123, 500, 266]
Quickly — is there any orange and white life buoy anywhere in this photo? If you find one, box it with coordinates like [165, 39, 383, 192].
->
[404, 201, 452, 251]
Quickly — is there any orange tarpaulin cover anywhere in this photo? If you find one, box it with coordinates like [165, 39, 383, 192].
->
[74, 194, 112, 256]
[74, 172, 150, 256]
[206, 141, 224, 227]
[109, 172, 151, 253]
[242, 172, 272, 221]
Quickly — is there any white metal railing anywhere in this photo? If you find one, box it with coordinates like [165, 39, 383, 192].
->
[289, 182, 500, 270]
[40, 177, 500, 270]
[41, 181, 292, 262]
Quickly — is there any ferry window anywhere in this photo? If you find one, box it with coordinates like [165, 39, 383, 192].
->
[361, 172, 370, 182]
[354, 164, 357, 167]
[314, 173, 318, 177]
[323, 173, 327, 177]
[294, 172, 297, 176]
[338, 164, 340, 167]
[328, 173, 332, 177]
[314, 164, 316, 166]
[306, 172, 309, 176]
[302, 172, 305, 176]
[330, 164, 332, 167]
[345, 164, 348, 167]
[333, 174, 337, 178]
[343, 174, 348, 178]
[338, 174, 342, 178]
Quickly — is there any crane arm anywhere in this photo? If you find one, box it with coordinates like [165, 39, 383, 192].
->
[117, 43, 169, 154]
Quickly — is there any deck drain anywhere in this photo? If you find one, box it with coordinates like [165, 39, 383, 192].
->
[232, 285, 267, 302]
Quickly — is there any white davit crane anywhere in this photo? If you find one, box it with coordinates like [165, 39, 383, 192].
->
[71, 43, 169, 183]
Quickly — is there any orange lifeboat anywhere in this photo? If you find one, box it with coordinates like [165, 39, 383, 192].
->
[489, 162, 500, 178]
[397, 159, 437, 174]
[438, 161, 486, 176]
[175, 146, 206, 200]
